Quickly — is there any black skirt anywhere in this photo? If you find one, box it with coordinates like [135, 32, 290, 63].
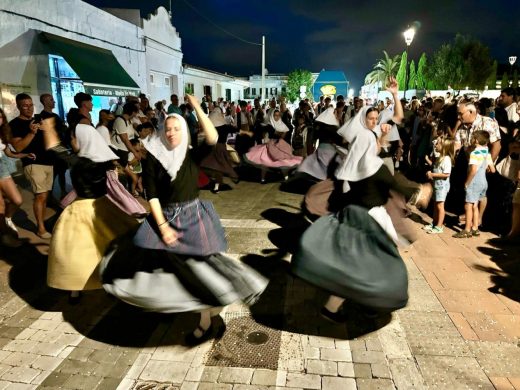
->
[291, 204, 408, 311]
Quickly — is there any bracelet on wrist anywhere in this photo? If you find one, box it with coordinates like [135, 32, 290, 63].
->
[158, 220, 169, 227]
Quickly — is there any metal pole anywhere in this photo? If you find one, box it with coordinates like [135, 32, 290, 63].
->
[404, 44, 410, 100]
[261, 36, 265, 103]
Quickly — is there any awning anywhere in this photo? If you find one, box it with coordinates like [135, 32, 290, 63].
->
[39, 32, 140, 96]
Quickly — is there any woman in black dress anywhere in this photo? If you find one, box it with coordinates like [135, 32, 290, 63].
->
[199, 109, 239, 193]
[100, 95, 267, 345]
[292, 103, 429, 322]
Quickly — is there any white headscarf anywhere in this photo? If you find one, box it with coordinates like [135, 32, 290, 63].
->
[270, 111, 289, 133]
[335, 106, 384, 193]
[208, 109, 227, 127]
[142, 113, 189, 181]
[377, 107, 401, 142]
[76, 124, 119, 163]
[315, 107, 339, 127]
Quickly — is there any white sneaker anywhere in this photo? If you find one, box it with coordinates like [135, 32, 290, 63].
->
[0, 234, 22, 248]
[5, 218, 18, 234]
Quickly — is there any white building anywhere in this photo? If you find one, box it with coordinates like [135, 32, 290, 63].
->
[0, 0, 250, 122]
[244, 73, 320, 102]
[182, 64, 250, 103]
[245, 74, 288, 101]
[0, 0, 148, 120]
[106, 6, 184, 105]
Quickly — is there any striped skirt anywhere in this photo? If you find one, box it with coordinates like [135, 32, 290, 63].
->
[133, 198, 227, 256]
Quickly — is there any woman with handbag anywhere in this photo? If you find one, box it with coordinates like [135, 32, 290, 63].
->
[100, 96, 267, 345]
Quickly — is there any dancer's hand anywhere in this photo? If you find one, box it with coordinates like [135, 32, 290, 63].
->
[385, 76, 399, 95]
[39, 117, 55, 132]
[426, 171, 433, 180]
[381, 124, 391, 135]
[185, 94, 200, 108]
[159, 224, 179, 246]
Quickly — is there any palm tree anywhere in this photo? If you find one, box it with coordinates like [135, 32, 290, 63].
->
[364, 51, 401, 85]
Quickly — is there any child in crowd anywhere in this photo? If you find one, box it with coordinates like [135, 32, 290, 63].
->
[127, 139, 143, 197]
[424, 137, 455, 234]
[453, 130, 495, 238]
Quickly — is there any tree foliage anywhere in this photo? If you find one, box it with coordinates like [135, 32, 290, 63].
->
[396, 50, 408, 90]
[425, 34, 494, 90]
[424, 43, 465, 89]
[286, 69, 314, 102]
[513, 70, 519, 88]
[486, 60, 497, 89]
[364, 51, 400, 85]
[416, 53, 428, 90]
[501, 72, 509, 89]
[408, 60, 417, 90]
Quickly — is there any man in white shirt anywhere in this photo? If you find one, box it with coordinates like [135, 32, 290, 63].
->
[498, 87, 519, 123]
[112, 102, 141, 166]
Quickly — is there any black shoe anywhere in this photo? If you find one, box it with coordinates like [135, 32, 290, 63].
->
[320, 307, 347, 324]
[185, 321, 226, 347]
[232, 178, 240, 184]
[210, 188, 220, 194]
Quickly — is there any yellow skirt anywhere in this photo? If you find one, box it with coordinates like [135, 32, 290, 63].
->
[47, 196, 139, 291]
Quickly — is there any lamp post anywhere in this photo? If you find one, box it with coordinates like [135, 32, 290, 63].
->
[403, 27, 415, 99]
[509, 56, 517, 87]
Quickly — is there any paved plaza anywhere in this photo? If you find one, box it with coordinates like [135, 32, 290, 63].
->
[0, 178, 519, 390]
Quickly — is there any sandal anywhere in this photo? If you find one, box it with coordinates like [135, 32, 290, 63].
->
[185, 321, 226, 347]
[452, 230, 472, 238]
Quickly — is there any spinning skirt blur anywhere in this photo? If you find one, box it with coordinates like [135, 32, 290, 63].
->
[200, 143, 238, 179]
[292, 204, 408, 311]
[101, 198, 268, 312]
[296, 143, 337, 181]
[133, 199, 227, 256]
[243, 143, 302, 170]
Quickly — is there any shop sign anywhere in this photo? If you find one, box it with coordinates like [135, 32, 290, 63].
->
[84, 85, 140, 97]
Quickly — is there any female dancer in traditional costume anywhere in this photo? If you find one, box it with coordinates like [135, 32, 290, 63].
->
[243, 110, 303, 183]
[283, 107, 343, 194]
[47, 131, 140, 303]
[292, 86, 430, 321]
[100, 96, 267, 345]
[199, 110, 239, 193]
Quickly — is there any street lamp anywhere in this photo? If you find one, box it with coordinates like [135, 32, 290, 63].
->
[509, 56, 517, 86]
[403, 27, 415, 99]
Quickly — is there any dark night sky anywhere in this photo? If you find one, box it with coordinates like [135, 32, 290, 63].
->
[83, 0, 518, 92]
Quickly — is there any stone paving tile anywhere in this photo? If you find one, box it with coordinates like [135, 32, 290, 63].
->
[398, 311, 472, 357]
[218, 367, 254, 384]
[356, 378, 395, 390]
[447, 312, 479, 341]
[468, 341, 520, 378]
[353, 363, 372, 378]
[434, 289, 511, 315]
[322, 376, 357, 390]
[251, 369, 286, 387]
[140, 360, 190, 384]
[489, 377, 515, 390]
[415, 355, 494, 389]
[305, 360, 337, 376]
[285, 373, 321, 389]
